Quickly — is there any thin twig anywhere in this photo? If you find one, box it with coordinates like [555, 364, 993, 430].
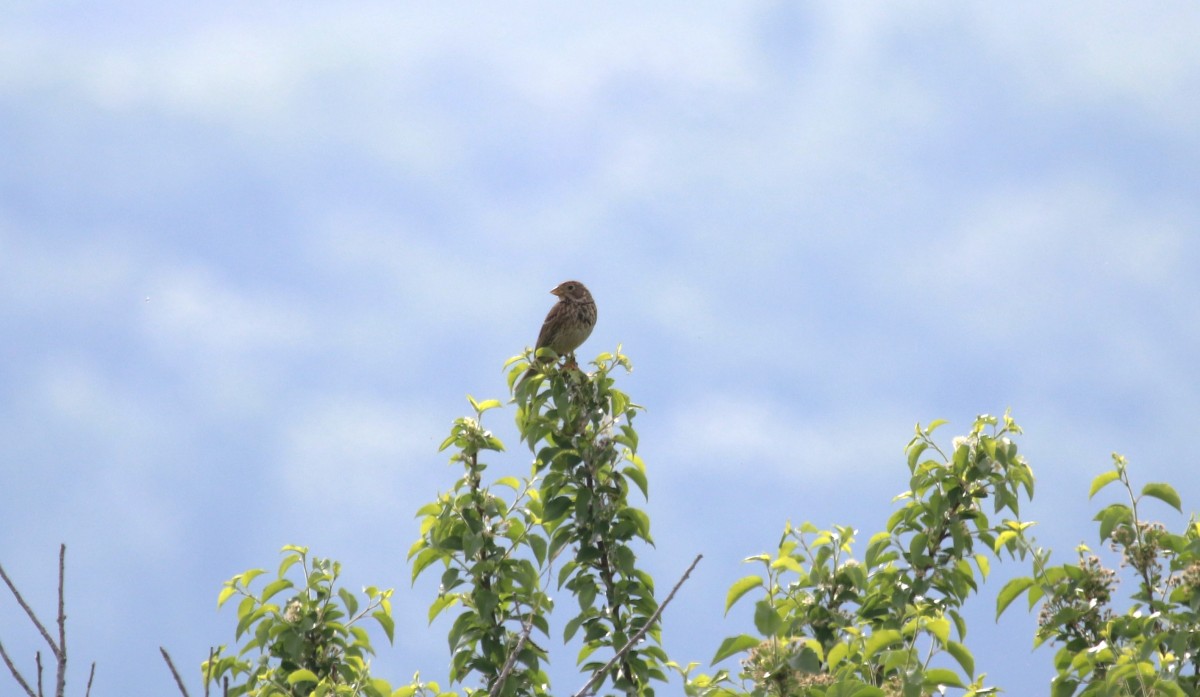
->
[0, 641, 36, 697]
[0, 558, 60, 655]
[37, 651, 44, 697]
[84, 662, 96, 697]
[55, 544, 67, 697]
[490, 612, 538, 697]
[160, 647, 192, 697]
[572, 554, 703, 697]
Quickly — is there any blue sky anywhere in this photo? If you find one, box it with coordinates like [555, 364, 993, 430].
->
[2, 3, 1199, 695]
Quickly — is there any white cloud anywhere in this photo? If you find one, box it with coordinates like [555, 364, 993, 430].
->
[922, 175, 1189, 317]
[142, 265, 314, 354]
[276, 397, 444, 511]
[135, 264, 318, 413]
[0, 223, 141, 315]
[660, 393, 907, 480]
[22, 355, 186, 552]
[966, 3, 1200, 126]
[303, 217, 533, 336]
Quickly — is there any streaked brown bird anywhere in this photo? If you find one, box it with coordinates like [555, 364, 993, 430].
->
[527, 280, 597, 377]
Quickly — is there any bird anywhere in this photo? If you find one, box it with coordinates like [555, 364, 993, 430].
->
[526, 280, 597, 378]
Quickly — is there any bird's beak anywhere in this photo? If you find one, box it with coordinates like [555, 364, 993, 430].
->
[550, 286, 562, 297]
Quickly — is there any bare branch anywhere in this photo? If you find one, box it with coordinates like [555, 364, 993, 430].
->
[573, 554, 703, 697]
[55, 545, 66, 697]
[160, 647, 192, 697]
[489, 612, 538, 697]
[205, 647, 215, 697]
[0, 557, 60, 656]
[0, 641, 36, 697]
[84, 662, 96, 697]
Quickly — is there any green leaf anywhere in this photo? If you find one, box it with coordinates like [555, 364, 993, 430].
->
[995, 577, 1034, 619]
[924, 617, 950, 645]
[563, 614, 584, 643]
[992, 530, 1016, 554]
[711, 634, 761, 664]
[1141, 482, 1182, 512]
[410, 547, 445, 583]
[908, 532, 930, 563]
[946, 641, 975, 678]
[542, 496, 572, 523]
[907, 441, 928, 470]
[1088, 471, 1121, 499]
[974, 553, 990, 579]
[724, 575, 763, 615]
[753, 600, 782, 636]
[1050, 677, 1080, 697]
[865, 532, 891, 569]
[260, 578, 294, 603]
[373, 609, 395, 643]
[428, 594, 458, 623]
[475, 398, 502, 413]
[922, 668, 965, 689]
[864, 629, 901, 658]
[528, 534, 547, 565]
[771, 555, 804, 573]
[787, 644, 821, 674]
[217, 585, 237, 609]
[826, 641, 849, 669]
[830, 686, 886, 697]
[494, 476, 521, 490]
[1096, 503, 1132, 542]
[287, 669, 319, 685]
[239, 568, 267, 588]
[279, 553, 303, 578]
[236, 595, 256, 622]
[622, 464, 649, 499]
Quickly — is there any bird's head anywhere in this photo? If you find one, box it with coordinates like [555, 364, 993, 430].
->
[550, 280, 592, 303]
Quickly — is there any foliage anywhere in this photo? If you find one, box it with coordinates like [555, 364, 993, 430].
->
[205, 545, 398, 697]
[12, 349, 1200, 697]
[677, 413, 1033, 697]
[997, 454, 1200, 696]
[407, 346, 665, 697]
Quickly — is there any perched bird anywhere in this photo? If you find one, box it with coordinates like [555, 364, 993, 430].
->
[526, 280, 597, 377]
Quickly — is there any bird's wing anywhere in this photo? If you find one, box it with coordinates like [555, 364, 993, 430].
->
[534, 303, 561, 350]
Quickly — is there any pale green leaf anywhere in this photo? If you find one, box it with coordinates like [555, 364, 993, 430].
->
[711, 634, 761, 664]
[216, 585, 237, 609]
[494, 476, 521, 491]
[287, 669, 319, 685]
[922, 668, 964, 688]
[260, 578, 294, 603]
[996, 577, 1034, 619]
[946, 640, 975, 678]
[864, 629, 901, 658]
[1141, 482, 1182, 512]
[1088, 470, 1121, 499]
[373, 609, 395, 644]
